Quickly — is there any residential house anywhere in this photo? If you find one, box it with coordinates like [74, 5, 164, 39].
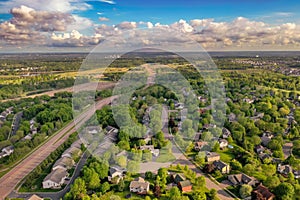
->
[258, 153, 272, 161]
[198, 96, 207, 103]
[213, 160, 230, 174]
[171, 173, 186, 184]
[129, 177, 150, 195]
[222, 128, 231, 139]
[228, 113, 237, 122]
[277, 164, 300, 178]
[203, 124, 216, 130]
[52, 157, 75, 171]
[61, 145, 82, 159]
[27, 194, 43, 200]
[228, 173, 259, 186]
[86, 126, 101, 135]
[218, 139, 228, 149]
[294, 170, 300, 179]
[2, 146, 14, 155]
[194, 141, 208, 151]
[205, 152, 220, 163]
[140, 145, 159, 157]
[105, 126, 118, 134]
[108, 166, 126, 184]
[24, 134, 32, 140]
[255, 145, 265, 154]
[252, 184, 275, 200]
[251, 112, 264, 121]
[0, 146, 14, 158]
[178, 180, 192, 192]
[42, 168, 68, 189]
[261, 133, 273, 146]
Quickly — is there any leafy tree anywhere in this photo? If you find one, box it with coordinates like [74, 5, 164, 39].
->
[116, 156, 127, 168]
[89, 161, 109, 180]
[264, 176, 280, 189]
[275, 182, 295, 200]
[117, 179, 125, 192]
[100, 182, 110, 193]
[239, 184, 252, 198]
[145, 171, 154, 180]
[169, 187, 181, 200]
[67, 178, 87, 200]
[127, 160, 140, 173]
[192, 191, 206, 200]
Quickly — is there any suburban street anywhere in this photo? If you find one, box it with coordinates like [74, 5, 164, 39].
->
[8, 152, 90, 200]
[172, 155, 234, 200]
[0, 96, 117, 199]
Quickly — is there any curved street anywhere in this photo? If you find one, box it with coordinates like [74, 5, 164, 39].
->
[0, 96, 117, 200]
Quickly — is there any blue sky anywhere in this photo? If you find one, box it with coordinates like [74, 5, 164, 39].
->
[1, 0, 300, 51]
[78, 0, 300, 24]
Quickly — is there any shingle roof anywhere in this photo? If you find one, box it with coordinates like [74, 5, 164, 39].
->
[253, 184, 275, 199]
[43, 168, 68, 184]
[129, 177, 150, 189]
[179, 180, 192, 187]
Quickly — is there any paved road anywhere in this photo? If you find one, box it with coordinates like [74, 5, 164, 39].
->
[172, 155, 234, 200]
[8, 152, 90, 200]
[160, 105, 234, 200]
[0, 96, 117, 199]
[1, 82, 115, 102]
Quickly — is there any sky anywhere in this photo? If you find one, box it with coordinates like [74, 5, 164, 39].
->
[1, 0, 300, 52]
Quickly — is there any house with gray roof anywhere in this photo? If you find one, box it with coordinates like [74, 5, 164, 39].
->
[129, 177, 150, 195]
[42, 168, 68, 189]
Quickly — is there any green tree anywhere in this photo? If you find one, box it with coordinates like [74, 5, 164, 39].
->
[117, 179, 125, 192]
[275, 182, 295, 200]
[68, 178, 87, 200]
[100, 182, 110, 193]
[192, 191, 206, 200]
[264, 176, 280, 189]
[169, 187, 181, 200]
[239, 184, 252, 198]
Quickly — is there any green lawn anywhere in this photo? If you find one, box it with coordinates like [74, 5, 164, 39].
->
[217, 148, 235, 163]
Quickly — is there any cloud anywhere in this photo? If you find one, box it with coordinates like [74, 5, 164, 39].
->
[116, 21, 137, 29]
[50, 30, 102, 47]
[0, 5, 74, 44]
[99, 17, 110, 21]
[273, 12, 294, 17]
[3, 11, 300, 50]
[67, 15, 94, 31]
[0, 0, 92, 13]
[97, 12, 103, 15]
[98, 0, 116, 5]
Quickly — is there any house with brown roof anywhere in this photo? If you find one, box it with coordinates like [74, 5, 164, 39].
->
[178, 180, 192, 192]
[194, 141, 208, 151]
[255, 145, 265, 154]
[129, 177, 150, 195]
[222, 128, 231, 139]
[42, 168, 68, 189]
[252, 184, 275, 200]
[27, 194, 43, 200]
[228, 173, 259, 186]
[205, 152, 220, 163]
